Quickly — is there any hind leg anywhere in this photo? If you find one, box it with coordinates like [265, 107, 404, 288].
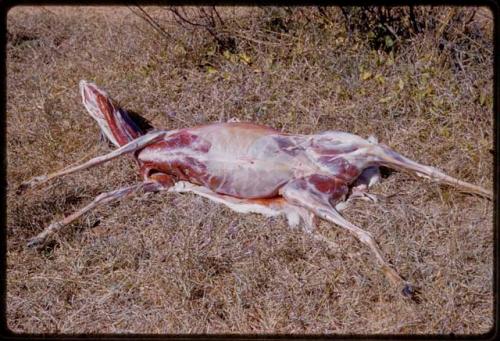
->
[280, 175, 417, 298]
[369, 144, 492, 199]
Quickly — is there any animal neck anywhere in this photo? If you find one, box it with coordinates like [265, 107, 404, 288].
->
[101, 105, 153, 147]
[104, 107, 142, 146]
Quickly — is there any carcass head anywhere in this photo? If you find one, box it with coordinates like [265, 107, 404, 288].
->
[79, 80, 148, 147]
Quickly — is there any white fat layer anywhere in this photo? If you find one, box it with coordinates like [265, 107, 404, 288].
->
[314, 131, 369, 146]
[138, 132, 313, 197]
[335, 201, 349, 211]
[285, 210, 301, 227]
[170, 181, 281, 216]
[169, 181, 316, 232]
[367, 135, 378, 144]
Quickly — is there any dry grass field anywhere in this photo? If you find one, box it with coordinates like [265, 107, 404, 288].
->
[5, 6, 494, 334]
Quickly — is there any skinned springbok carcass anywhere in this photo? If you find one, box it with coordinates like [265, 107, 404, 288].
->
[18, 80, 492, 300]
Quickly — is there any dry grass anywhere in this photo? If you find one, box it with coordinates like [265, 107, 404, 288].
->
[6, 6, 493, 334]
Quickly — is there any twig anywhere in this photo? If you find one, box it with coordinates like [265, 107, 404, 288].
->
[168, 7, 220, 42]
[383, 23, 400, 42]
[463, 9, 477, 28]
[212, 6, 224, 27]
[128, 5, 172, 41]
[434, 15, 491, 53]
[409, 6, 420, 34]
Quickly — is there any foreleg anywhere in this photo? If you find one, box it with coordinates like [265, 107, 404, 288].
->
[17, 130, 167, 194]
[27, 181, 164, 248]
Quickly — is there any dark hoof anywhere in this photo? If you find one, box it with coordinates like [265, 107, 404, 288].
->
[16, 175, 47, 195]
[402, 283, 421, 303]
[16, 183, 30, 195]
[26, 236, 45, 248]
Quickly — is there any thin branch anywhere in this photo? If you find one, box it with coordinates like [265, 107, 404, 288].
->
[212, 6, 224, 27]
[169, 7, 208, 29]
[434, 15, 492, 53]
[128, 5, 172, 41]
[384, 23, 400, 42]
[168, 7, 224, 45]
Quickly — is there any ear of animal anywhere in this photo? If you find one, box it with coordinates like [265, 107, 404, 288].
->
[16, 130, 167, 195]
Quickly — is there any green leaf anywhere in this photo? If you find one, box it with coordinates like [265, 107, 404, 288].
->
[375, 74, 385, 84]
[440, 127, 450, 138]
[384, 35, 394, 48]
[386, 51, 395, 66]
[479, 92, 486, 106]
[223, 50, 238, 64]
[379, 96, 392, 103]
[206, 44, 216, 56]
[206, 66, 217, 74]
[398, 79, 405, 91]
[360, 71, 372, 81]
[239, 53, 252, 65]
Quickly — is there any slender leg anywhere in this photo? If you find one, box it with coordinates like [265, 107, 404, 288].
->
[371, 144, 492, 199]
[27, 181, 163, 248]
[17, 131, 167, 194]
[280, 175, 417, 299]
